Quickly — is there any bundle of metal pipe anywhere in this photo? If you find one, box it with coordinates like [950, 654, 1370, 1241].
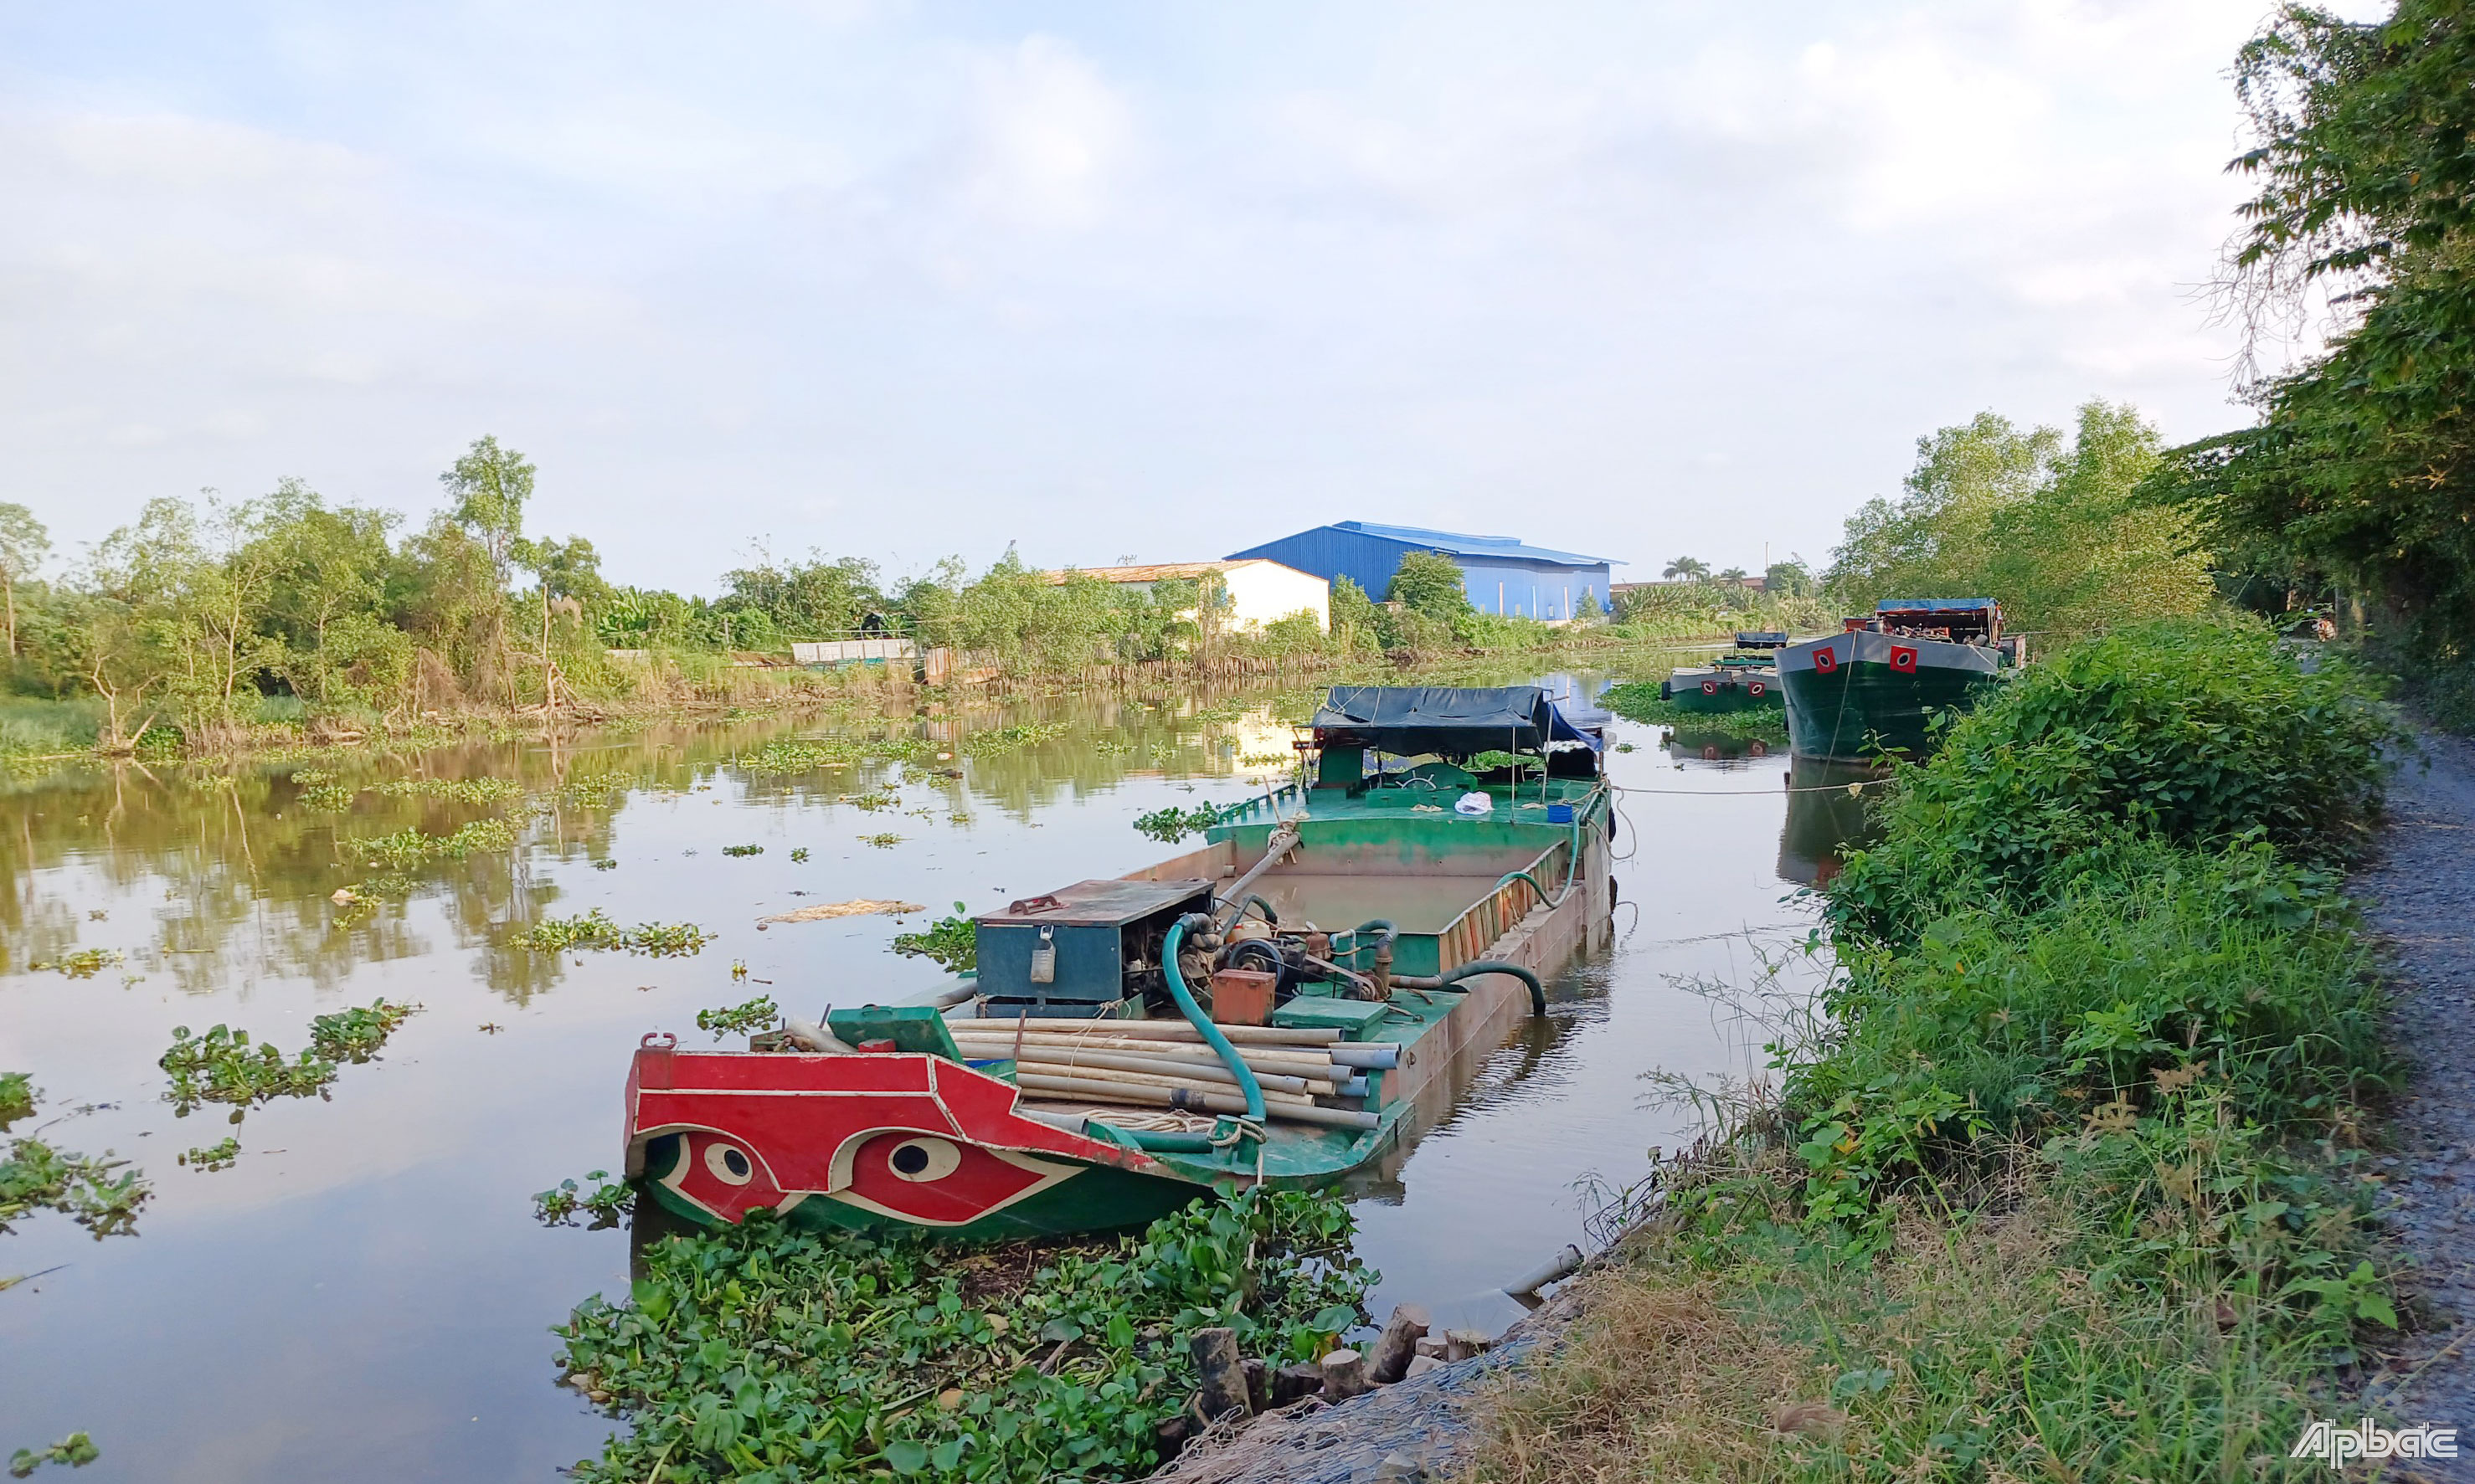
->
[948, 1030, 1346, 1083]
[1011, 1071, 1379, 1131]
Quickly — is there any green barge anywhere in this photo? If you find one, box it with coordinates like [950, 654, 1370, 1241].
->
[625, 686, 1614, 1239]
[1778, 600, 2021, 761]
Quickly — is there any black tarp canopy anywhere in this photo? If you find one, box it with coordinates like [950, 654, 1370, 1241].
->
[1314, 685, 1580, 757]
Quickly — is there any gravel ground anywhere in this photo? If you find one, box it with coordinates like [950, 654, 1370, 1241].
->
[2360, 726, 2475, 1476]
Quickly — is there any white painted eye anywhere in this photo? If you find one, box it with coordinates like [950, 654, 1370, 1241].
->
[887, 1137, 961, 1183]
[704, 1141, 754, 1185]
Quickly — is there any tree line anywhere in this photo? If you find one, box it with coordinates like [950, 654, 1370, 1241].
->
[7, 445, 1793, 752]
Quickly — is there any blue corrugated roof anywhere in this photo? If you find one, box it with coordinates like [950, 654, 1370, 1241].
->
[1878, 598, 1999, 612]
[1330, 521, 1618, 568]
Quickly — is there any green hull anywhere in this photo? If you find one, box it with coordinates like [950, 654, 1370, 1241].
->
[1780, 659, 1990, 761]
[1665, 669, 1783, 715]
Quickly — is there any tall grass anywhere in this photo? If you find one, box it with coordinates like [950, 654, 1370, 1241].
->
[1473, 616, 2402, 1481]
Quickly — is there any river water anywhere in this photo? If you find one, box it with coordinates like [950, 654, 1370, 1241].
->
[0, 675, 1856, 1481]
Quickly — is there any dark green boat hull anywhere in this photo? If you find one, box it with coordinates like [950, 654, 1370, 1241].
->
[1780, 659, 1991, 761]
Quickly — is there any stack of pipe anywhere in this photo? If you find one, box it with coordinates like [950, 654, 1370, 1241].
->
[944, 1020, 1394, 1132]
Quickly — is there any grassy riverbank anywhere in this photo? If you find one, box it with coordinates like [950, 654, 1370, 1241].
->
[1473, 618, 2406, 1480]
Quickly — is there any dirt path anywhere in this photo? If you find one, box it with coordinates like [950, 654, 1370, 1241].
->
[2361, 726, 2475, 1472]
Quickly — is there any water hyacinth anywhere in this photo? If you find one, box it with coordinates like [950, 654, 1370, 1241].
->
[554, 1188, 1371, 1482]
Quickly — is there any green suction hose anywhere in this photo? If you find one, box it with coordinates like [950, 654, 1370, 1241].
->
[1162, 914, 1266, 1124]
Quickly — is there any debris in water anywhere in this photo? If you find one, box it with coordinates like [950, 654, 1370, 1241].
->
[755, 899, 924, 928]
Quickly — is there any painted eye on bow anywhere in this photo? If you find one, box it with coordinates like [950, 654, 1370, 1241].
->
[887, 1137, 962, 1184]
[704, 1141, 754, 1185]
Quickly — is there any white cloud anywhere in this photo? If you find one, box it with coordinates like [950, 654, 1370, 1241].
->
[0, 1, 2292, 584]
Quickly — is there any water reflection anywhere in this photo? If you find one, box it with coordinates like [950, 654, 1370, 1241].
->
[1662, 730, 1779, 768]
[1777, 757, 1888, 887]
[0, 655, 1827, 1484]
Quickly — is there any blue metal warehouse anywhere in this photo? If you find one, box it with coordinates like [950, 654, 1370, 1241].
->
[1225, 521, 1619, 619]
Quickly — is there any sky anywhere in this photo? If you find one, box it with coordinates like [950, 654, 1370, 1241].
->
[0, 1, 2360, 594]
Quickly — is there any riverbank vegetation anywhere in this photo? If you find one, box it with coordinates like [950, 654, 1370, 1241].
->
[1473, 618, 2404, 1479]
[0, 454, 1808, 770]
[553, 1188, 1371, 1482]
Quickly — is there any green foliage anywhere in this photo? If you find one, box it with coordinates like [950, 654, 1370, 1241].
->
[1497, 617, 2409, 1480]
[1661, 556, 1711, 581]
[857, 832, 903, 849]
[1597, 681, 1790, 742]
[0, 1137, 147, 1239]
[179, 1137, 241, 1173]
[1131, 804, 1222, 843]
[2155, 2, 2475, 660]
[1829, 617, 2397, 947]
[891, 904, 976, 973]
[0, 1074, 30, 1132]
[552, 1189, 1372, 1482]
[721, 844, 764, 857]
[442, 434, 535, 583]
[512, 910, 713, 957]
[697, 996, 781, 1038]
[534, 1169, 635, 1228]
[1383, 552, 1473, 620]
[7, 1433, 98, 1478]
[1827, 403, 2211, 634]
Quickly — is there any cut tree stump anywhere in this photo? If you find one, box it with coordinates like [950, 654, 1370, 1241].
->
[1271, 1362, 1325, 1406]
[1320, 1348, 1369, 1402]
[1366, 1303, 1432, 1384]
[1191, 1327, 1253, 1421]
[1443, 1328, 1493, 1363]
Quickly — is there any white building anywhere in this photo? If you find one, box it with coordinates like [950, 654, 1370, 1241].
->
[1041, 559, 1329, 632]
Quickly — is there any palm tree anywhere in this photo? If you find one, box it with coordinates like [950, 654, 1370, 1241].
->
[1716, 566, 1749, 584]
[1662, 556, 1711, 581]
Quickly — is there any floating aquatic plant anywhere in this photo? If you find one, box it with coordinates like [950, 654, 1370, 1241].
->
[8, 1431, 98, 1477]
[788, 847, 810, 863]
[696, 995, 780, 1038]
[722, 843, 764, 857]
[890, 904, 976, 973]
[0, 1137, 147, 1240]
[553, 1188, 1371, 1483]
[25, 948, 122, 979]
[1132, 805, 1222, 844]
[179, 1137, 240, 1173]
[962, 722, 1066, 754]
[857, 831, 903, 849]
[310, 999, 420, 1061]
[342, 818, 519, 870]
[0, 1075, 29, 1132]
[370, 776, 522, 805]
[533, 1169, 633, 1228]
[512, 910, 713, 958]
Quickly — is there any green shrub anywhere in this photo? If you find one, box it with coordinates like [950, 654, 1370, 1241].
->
[1832, 616, 2397, 946]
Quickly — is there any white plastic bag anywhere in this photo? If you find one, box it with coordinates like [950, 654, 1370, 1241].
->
[1454, 791, 1494, 817]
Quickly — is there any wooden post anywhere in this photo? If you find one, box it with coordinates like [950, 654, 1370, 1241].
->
[1443, 1328, 1492, 1363]
[1320, 1348, 1368, 1402]
[1366, 1303, 1431, 1384]
[1190, 1327, 1253, 1421]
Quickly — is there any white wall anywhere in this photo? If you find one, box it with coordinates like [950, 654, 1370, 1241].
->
[1222, 561, 1329, 632]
